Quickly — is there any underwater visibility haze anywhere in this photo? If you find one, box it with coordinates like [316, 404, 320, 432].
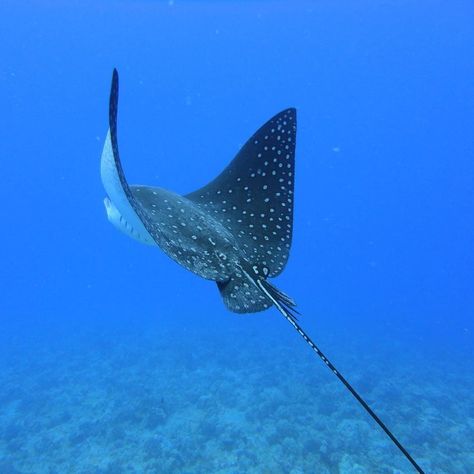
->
[1, 1, 474, 473]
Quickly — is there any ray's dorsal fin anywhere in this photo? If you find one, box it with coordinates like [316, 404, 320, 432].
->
[186, 109, 296, 278]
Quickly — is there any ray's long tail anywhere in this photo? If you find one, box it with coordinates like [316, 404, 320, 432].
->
[256, 278, 425, 474]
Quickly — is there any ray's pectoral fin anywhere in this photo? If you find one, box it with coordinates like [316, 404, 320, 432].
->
[100, 69, 155, 245]
[186, 108, 297, 279]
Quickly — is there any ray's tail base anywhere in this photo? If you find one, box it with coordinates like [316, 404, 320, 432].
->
[256, 279, 425, 474]
[259, 279, 300, 320]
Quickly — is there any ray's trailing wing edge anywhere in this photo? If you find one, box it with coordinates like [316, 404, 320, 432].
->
[99, 69, 425, 474]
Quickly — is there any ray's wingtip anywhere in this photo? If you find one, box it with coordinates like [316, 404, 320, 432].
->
[112, 67, 119, 79]
[111, 68, 119, 90]
[109, 68, 119, 129]
[278, 107, 297, 121]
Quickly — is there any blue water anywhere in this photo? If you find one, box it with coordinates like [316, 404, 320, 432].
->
[1, 1, 473, 473]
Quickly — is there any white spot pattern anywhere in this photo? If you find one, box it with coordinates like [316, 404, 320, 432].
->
[186, 108, 296, 278]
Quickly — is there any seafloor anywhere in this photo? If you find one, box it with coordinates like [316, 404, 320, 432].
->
[0, 315, 472, 474]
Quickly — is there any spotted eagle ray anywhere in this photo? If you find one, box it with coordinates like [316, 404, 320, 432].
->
[100, 69, 424, 473]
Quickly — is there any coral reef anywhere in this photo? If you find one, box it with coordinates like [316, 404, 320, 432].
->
[0, 320, 472, 473]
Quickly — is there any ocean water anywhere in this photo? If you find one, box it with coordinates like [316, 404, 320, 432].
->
[1, 1, 473, 473]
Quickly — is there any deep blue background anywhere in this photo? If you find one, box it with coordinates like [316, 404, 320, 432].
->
[1, 1, 473, 360]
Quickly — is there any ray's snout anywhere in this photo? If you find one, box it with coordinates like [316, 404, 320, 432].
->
[103, 196, 114, 219]
[103, 196, 154, 246]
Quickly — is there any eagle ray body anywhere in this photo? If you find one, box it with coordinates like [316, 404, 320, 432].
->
[100, 69, 425, 474]
[101, 69, 297, 314]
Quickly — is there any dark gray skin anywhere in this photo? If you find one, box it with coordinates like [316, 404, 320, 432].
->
[129, 185, 241, 281]
[103, 69, 297, 314]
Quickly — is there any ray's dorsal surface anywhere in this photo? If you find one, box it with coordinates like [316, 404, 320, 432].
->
[100, 69, 425, 474]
